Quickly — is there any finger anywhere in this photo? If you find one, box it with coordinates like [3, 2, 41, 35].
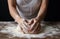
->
[23, 20, 35, 32]
[36, 24, 41, 33]
[23, 21, 33, 32]
[19, 22, 28, 31]
[30, 18, 40, 31]
[20, 23, 29, 33]
[29, 23, 39, 33]
[28, 19, 34, 25]
[23, 22, 29, 30]
[31, 22, 39, 31]
[30, 20, 37, 29]
[23, 22, 32, 31]
[29, 21, 37, 31]
[31, 23, 40, 33]
[23, 19, 30, 27]
[31, 24, 40, 34]
[19, 20, 29, 33]
[24, 19, 28, 23]
[19, 25, 25, 34]
[20, 26, 28, 34]
[32, 19, 39, 28]
[23, 21, 30, 28]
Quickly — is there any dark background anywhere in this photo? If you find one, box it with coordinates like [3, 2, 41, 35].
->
[0, 0, 59, 21]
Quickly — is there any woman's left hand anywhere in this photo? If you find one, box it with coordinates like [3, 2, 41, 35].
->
[27, 18, 41, 31]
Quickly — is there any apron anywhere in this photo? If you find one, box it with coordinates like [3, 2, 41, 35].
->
[16, 0, 42, 19]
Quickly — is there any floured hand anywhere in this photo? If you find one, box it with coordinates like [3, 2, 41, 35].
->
[18, 18, 41, 34]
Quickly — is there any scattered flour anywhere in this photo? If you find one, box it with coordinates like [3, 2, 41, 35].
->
[0, 23, 60, 39]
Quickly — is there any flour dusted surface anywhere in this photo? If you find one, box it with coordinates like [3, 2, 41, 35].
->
[0, 22, 60, 39]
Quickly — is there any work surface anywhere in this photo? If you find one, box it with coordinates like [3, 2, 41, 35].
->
[0, 21, 60, 39]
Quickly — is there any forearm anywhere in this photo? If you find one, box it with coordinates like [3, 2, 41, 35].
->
[8, 0, 21, 23]
[36, 0, 48, 20]
[9, 6, 21, 23]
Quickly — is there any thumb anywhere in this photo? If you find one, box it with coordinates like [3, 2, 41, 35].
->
[28, 19, 34, 25]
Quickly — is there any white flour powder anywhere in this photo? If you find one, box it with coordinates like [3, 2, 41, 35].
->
[0, 22, 60, 39]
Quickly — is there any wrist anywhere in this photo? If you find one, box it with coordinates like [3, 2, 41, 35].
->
[35, 17, 40, 21]
[15, 15, 22, 23]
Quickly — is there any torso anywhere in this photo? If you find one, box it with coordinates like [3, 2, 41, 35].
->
[16, 0, 42, 19]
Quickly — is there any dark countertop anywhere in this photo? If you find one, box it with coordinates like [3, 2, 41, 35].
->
[0, 21, 60, 39]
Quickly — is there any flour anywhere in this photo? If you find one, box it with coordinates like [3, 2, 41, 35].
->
[0, 22, 60, 39]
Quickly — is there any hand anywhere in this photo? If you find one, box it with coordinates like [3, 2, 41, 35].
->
[26, 18, 41, 34]
[28, 18, 39, 29]
[18, 18, 31, 33]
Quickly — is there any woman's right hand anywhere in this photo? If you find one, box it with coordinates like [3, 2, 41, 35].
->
[16, 18, 31, 33]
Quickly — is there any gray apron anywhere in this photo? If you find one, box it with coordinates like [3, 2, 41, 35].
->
[16, 0, 42, 19]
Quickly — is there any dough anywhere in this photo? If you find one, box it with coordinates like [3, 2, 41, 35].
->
[17, 22, 41, 34]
